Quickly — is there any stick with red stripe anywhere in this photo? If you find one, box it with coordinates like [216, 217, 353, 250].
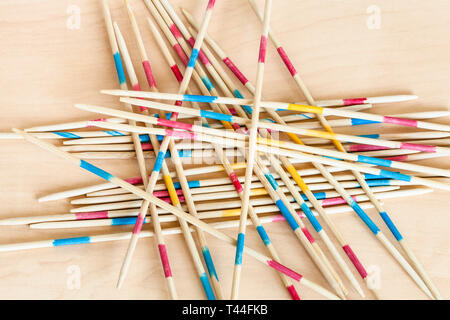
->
[115, 13, 217, 299]
[248, 0, 439, 299]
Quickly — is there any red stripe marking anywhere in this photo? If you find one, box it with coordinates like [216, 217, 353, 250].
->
[271, 215, 285, 223]
[287, 285, 301, 300]
[229, 107, 237, 115]
[258, 36, 268, 63]
[173, 44, 189, 66]
[157, 118, 193, 131]
[342, 244, 367, 278]
[267, 260, 303, 281]
[301, 227, 315, 243]
[75, 211, 108, 220]
[170, 64, 183, 82]
[348, 144, 389, 152]
[383, 116, 418, 127]
[174, 100, 183, 107]
[142, 60, 157, 89]
[132, 215, 145, 234]
[158, 244, 173, 277]
[343, 98, 367, 105]
[223, 57, 248, 84]
[277, 47, 297, 76]
[400, 142, 436, 153]
[229, 172, 243, 193]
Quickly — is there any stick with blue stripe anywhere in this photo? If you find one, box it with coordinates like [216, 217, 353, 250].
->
[250, 0, 439, 298]
[14, 128, 343, 299]
[120, 12, 221, 299]
[101, 0, 149, 188]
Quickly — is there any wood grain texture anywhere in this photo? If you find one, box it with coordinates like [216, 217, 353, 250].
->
[0, 0, 448, 299]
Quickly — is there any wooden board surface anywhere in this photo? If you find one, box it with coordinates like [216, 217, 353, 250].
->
[0, 0, 449, 299]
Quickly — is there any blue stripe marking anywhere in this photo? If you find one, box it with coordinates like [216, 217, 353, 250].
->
[256, 225, 271, 245]
[153, 151, 165, 172]
[202, 122, 210, 127]
[187, 48, 199, 68]
[113, 52, 126, 84]
[265, 173, 279, 190]
[365, 179, 392, 187]
[349, 199, 380, 235]
[184, 94, 217, 103]
[300, 202, 323, 232]
[111, 217, 139, 226]
[358, 134, 380, 139]
[80, 160, 113, 181]
[379, 170, 412, 182]
[199, 272, 216, 300]
[235, 233, 245, 265]
[276, 199, 299, 231]
[202, 247, 218, 281]
[53, 132, 81, 139]
[200, 110, 233, 122]
[105, 130, 125, 136]
[233, 89, 253, 114]
[351, 118, 381, 126]
[53, 236, 91, 246]
[379, 211, 403, 241]
[357, 155, 393, 168]
[201, 76, 214, 91]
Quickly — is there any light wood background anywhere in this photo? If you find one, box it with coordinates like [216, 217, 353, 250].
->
[0, 0, 449, 300]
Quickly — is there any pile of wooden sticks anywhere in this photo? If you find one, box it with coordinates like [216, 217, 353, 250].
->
[3, 0, 449, 300]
